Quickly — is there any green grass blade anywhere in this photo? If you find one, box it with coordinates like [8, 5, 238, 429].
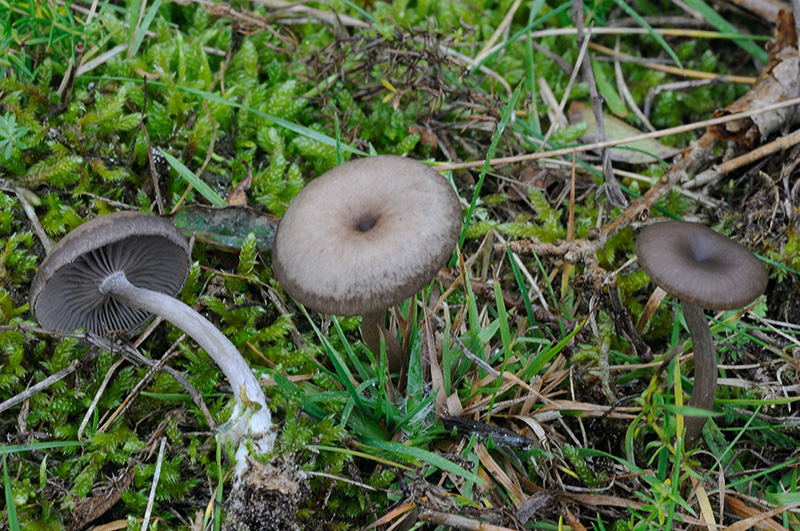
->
[130, 0, 163, 58]
[3, 454, 19, 531]
[506, 245, 537, 332]
[458, 83, 522, 249]
[0, 441, 84, 455]
[524, 312, 588, 378]
[158, 149, 227, 207]
[359, 437, 485, 484]
[680, 0, 768, 63]
[608, 0, 682, 70]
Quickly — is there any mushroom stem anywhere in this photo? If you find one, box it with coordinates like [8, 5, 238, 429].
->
[361, 311, 403, 374]
[99, 271, 275, 461]
[681, 301, 717, 447]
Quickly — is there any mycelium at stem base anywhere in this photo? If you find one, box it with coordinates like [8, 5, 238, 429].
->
[680, 301, 717, 447]
[100, 271, 275, 472]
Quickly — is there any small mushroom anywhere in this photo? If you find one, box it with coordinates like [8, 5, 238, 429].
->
[30, 211, 274, 471]
[272, 155, 462, 372]
[635, 220, 767, 447]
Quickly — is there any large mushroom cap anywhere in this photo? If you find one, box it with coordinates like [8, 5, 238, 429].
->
[272, 155, 462, 316]
[30, 211, 191, 333]
[635, 220, 767, 310]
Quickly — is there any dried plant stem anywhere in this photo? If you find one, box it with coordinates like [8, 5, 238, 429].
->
[588, 42, 757, 84]
[685, 127, 800, 187]
[141, 438, 167, 531]
[418, 508, 520, 531]
[436, 96, 800, 173]
[499, 133, 718, 265]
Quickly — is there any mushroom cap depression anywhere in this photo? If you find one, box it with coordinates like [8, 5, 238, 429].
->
[272, 155, 462, 316]
[635, 220, 767, 310]
[30, 211, 191, 334]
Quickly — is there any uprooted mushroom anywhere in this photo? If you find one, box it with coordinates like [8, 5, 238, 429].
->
[29, 211, 274, 474]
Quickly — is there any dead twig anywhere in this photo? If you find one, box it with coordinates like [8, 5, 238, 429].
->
[496, 133, 718, 265]
[685, 127, 800, 188]
[572, 3, 626, 207]
[435, 95, 800, 173]
[418, 508, 518, 531]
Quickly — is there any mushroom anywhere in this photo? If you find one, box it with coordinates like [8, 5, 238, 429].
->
[30, 211, 274, 471]
[272, 155, 462, 373]
[635, 220, 767, 447]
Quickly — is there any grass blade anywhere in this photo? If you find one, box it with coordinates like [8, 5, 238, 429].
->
[158, 149, 227, 207]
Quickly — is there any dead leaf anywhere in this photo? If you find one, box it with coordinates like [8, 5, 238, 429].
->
[227, 164, 253, 206]
[568, 101, 680, 164]
[172, 205, 278, 251]
[708, 11, 799, 147]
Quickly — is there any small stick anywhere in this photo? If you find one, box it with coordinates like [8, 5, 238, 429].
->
[141, 437, 167, 531]
[98, 337, 186, 433]
[0, 351, 100, 414]
[614, 38, 655, 132]
[644, 78, 726, 119]
[684, 128, 800, 188]
[589, 42, 757, 84]
[0, 325, 217, 429]
[573, 5, 626, 207]
[11, 186, 52, 254]
[539, 22, 591, 149]
[418, 508, 519, 531]
[434, 95, 800, 172]
[78, 356, 125, 440]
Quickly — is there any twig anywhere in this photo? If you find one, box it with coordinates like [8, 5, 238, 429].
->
[450, 331, 500, 378]
[9, 186, 52, 254]
[0, 325, 217, 429]
[589, 42, 757, 84]
[78, 357, 125, 440]
[434, 95, 800, 172]
[539, 23, 592, 149]
[644, 78, 727, 119]
[141, 438, 167, 531]
[76, 44, 128, 77]
[418, 508, 519, 531]
[0, 348, 101, 414]
[476, 26, 757, 69]
[139, 79, 165, 215]
[304, 470, 379, 491]
[98, 336, 187, 433]
[573, 4, 625, 207]
[614, 38, 655, 132]
[684, 128, 800, 188]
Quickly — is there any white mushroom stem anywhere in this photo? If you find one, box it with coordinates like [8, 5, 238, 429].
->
[361, 311, 403, 374]
[681, 301, 717, 447]
[99, 270, 274, 472]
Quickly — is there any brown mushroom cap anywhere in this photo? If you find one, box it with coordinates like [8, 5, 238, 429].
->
[635, 220, 767, 310]
[30, 211, 190, 333]
[272, 155, 462, 316]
